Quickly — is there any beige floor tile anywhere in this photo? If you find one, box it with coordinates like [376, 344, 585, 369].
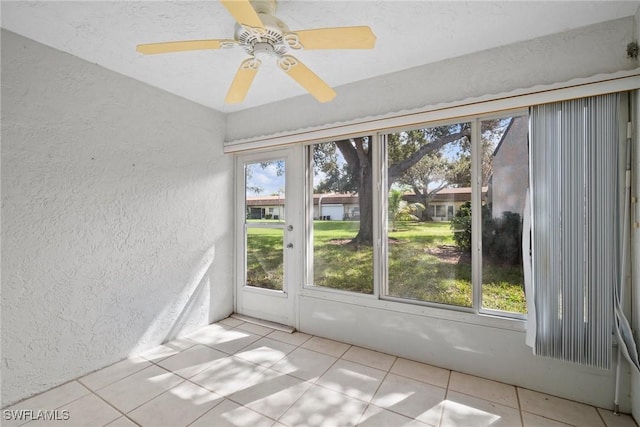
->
[448, 371, 518, 408]
[189, 399, 275, 427]
[157, 344, 227, 379]
[390, 358, 450, 388]
[342, 346, 396, 372]
[3, 381, 90, 427]
[518, 388, 605, 427]
[267, 330, 312, 347]
[94, 365, 183, 413]
[301, 336, 351, 358]
[128, 381, 223, 427]
[189, 355, 267, 397]
[271, 347, 338, 381]
[357, 405, 431, 426]
[371, 373, 446, 425]
[24, 393, 121, 427]
[138, 338, 194, 363]
[79, 356, 151, 391]
[228, 369, 312, 420]
[186, 323, 261, 354]
[522, 411, 573, 427]
[316, 359, 387, 403]
[234, 337, 297, 368]
[597, 408, 639, 427]
[279, 384, 368, 427]
[235, 322, 276, 336]
[219, 317, 245, 328]
[441, 391, 521, 427]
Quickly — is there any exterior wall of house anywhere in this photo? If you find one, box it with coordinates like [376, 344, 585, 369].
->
[1, 31, 234, 406]
[490, 116, 529, 218]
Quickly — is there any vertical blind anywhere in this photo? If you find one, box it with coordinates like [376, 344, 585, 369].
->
[528, 93, 620, 369]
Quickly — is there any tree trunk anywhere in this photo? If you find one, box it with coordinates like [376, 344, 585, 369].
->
[352, 158, 373, 245]
[335, 137, 374, 246]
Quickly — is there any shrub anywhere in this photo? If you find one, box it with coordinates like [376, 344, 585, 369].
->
[451, 202, 523, 265]
[451, 202, 473, 252]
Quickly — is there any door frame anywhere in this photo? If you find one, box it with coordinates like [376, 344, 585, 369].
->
[234, 146, 303, 328]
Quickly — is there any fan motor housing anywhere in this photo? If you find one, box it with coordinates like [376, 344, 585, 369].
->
[235, 13, 289, 57]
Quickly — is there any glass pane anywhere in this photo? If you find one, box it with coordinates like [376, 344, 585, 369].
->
[386, 123, 472, 307]
[481, 116, 527, 314]
[246, 228, 284, 290]
[310, 139, 373, 294]
[245, 160, 285, 290]
[245, 161, 285, 223]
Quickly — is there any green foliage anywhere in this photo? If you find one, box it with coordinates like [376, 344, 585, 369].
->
[246, 221, 525, 312]
[389, 189, 424, 230]
[450, 202, 473, 252]
[483, 211, 523, 265]
[450, 202, 523, 266]
[312, 141, 360, 193]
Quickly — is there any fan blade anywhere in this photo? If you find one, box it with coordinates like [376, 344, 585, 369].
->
[286, 26, 376, 50]
[225, 58, 261, 104]
[136, 39, 235, 55]
[219, 0, 264, 28]
[277, 55, 336, 103]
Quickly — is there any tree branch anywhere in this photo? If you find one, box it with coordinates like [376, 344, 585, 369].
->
[388, 130, 470, 183]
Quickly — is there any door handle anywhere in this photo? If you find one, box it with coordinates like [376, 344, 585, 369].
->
[286, 243, 294, 249]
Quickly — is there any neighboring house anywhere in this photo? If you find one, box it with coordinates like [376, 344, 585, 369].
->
[246, 195, 285, 219]
[247, 187, 487, 221]
[246, 193, 359, 220]
[423, 187, 488, 220]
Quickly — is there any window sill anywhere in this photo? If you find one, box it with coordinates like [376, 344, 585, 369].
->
[299, 285, 527, 333]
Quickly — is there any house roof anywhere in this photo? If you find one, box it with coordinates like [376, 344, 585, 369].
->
[247, 187, 487, 206]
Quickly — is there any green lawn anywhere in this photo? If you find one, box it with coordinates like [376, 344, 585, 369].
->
[247, 220, 526, 313]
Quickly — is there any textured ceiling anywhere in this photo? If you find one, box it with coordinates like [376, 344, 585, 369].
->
[2, 1, 639, 113]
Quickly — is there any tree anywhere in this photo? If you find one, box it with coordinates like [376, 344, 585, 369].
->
[313, 119, 510, 245]
[315, 128, 469, 245]
[398, 152, 451, 220]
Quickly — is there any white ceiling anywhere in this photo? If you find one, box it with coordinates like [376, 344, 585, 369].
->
[2, 1, 639, 113]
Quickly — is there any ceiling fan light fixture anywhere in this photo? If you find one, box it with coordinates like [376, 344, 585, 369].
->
[253, 42, 275, 60]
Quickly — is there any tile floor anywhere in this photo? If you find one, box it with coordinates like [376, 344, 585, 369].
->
[4, 317, 638, 427]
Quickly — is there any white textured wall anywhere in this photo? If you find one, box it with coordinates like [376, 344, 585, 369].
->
[227, 16, 637, 142]
[1, 30, 234, 406]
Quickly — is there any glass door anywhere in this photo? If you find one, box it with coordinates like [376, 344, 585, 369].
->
[235, 147, 302, 327]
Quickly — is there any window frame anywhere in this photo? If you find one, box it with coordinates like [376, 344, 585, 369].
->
[302, 110, 529, 321]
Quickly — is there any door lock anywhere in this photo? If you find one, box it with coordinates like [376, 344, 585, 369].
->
[287, 225, 293, 231]
[286, 243, 294, 249]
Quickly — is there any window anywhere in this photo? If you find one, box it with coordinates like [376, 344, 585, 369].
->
[302, 115, 528, 316]
[383, 115, 527, 314]
[480, 116, 528, 314]
[307, 138, 374, 294]
[385, 121, 473, 307]
[244, 160, 285, 290]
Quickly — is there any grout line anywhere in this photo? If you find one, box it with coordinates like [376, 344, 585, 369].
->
[435, 369, 453, 427]
[230, 313, 295, 333]
[516, 386, 525, 427]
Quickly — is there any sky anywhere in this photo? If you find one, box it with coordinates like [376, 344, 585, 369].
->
[246, 161, 285, 197]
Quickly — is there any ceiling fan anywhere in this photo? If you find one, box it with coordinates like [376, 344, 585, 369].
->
[136, 0, 376, 104]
